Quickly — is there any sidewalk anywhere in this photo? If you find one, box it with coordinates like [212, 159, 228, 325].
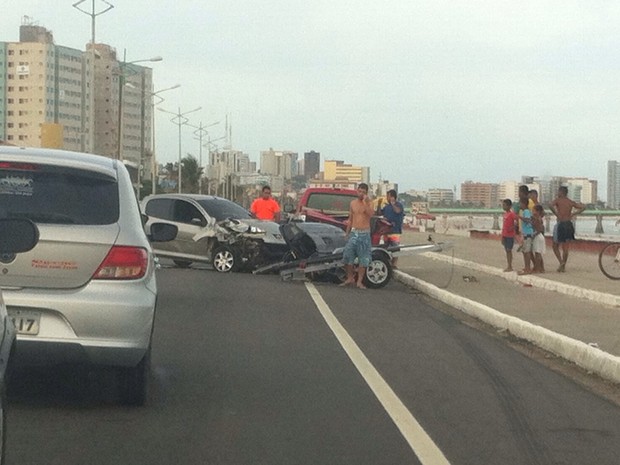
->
[395, 230, 620, 385]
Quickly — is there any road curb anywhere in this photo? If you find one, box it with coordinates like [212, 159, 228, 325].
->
[394, 270, 620, 385]
[422, 252, 620, 309]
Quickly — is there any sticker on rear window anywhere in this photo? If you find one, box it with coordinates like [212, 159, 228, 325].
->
[0, 175, 34, 196]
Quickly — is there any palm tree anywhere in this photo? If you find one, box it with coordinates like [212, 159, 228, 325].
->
[181, 154, 203, 193]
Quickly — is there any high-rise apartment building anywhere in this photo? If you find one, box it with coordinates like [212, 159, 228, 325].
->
[0, 23, 91, 151]
[0, 20, 154, 179]
[323, 160, 370, 183]
[427, 188, 454, 205]
[498, 181, 519, 203]
[260, 148, 298, 179]
[304, 150, 320, 180]
[608, 161, 620, 209]
[460, 181, 500, 208]
[89, 43, 153, 170]
[564, 177, 597, 204]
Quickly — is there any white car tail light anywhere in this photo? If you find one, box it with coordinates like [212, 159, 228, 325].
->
[93, 246, 148, 280]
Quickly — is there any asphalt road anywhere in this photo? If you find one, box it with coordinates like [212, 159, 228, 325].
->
[6, 266, 620, 464]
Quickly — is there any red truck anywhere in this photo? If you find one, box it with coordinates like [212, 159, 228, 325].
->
[294, 187, 357, 228]
[291, 187, 392, 246]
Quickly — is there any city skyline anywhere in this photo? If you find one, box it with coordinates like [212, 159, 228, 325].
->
[1, 2, 620, 195]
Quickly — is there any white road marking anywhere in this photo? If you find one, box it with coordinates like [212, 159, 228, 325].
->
[305, 282, 451, 465]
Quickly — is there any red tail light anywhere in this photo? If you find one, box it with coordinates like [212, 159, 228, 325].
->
[93, 246, 148, 280]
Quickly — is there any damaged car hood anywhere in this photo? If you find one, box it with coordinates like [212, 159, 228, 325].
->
[193, 218, 285, 245]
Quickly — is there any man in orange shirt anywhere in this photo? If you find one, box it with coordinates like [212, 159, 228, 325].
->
[250, 185, 281, 222]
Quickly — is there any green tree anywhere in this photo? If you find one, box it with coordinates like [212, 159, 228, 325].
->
[181, 154, 203, 193]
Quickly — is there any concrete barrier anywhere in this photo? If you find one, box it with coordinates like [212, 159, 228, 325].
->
[394, 270, 620, 385]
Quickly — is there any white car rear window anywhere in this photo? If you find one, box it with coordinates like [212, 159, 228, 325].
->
[0, 164, 119, 225]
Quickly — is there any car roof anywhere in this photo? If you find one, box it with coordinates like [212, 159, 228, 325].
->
[0, 146, 118, 178]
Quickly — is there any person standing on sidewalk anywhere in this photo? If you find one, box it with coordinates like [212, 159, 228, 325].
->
[501, 199, 519, 272]
[531, 204, 546, 273]
[514, 185, 535, 251]
[550, 185, 585, 272]
[380, 189, 404, 269]
[341, 183, 375, 289]
[250, 185, 281, 222]
[518, 197, 535, 275]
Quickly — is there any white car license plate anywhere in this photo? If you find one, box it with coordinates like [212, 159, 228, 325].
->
[9, 310, 41, 335]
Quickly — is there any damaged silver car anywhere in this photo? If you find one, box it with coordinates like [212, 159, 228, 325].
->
[141, 194, 288, 272]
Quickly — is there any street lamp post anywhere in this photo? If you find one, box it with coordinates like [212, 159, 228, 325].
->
[203, 135, 226, 195]
[150, 84, 181, 195]
[158, 106, 202, 193]
[188, 120, 219, 194]
[116, 50, 163, 198]
[72, 0, 114, 152]
[116, 52, 162, 162]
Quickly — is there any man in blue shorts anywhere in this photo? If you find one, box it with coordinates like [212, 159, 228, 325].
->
[550, 186, 585, 272]
[341, 183, 375, 289]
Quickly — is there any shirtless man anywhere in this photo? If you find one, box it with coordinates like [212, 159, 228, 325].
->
[341, 183, 375, 289]
[550, 186, 585, 272]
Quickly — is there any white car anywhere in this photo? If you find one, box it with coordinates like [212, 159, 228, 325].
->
[142, 194, 288, 272]
[0, 146, 177, 406]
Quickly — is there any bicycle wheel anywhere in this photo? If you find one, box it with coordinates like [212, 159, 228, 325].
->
[598, 243, 620, 280]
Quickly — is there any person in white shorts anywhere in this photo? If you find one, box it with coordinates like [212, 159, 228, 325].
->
[531, 204, 546, 273]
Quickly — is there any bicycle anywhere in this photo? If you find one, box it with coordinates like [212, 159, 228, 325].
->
[598, 242, 620, 279]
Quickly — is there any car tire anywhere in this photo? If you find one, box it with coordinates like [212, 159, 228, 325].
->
[173, 259, 192, 268]
[362, 251, 392, 289]
[212, 245, 240, 273]
[118, 348, 150, 406]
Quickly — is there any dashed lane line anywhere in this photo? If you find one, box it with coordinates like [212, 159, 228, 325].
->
[305, 282, 451, 465]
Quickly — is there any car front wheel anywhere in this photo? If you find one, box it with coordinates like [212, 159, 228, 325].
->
[212, 246, 240, 273]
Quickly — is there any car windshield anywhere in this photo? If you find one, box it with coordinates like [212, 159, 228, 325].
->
[0, 165, 119, 225]
[197, 197, 252, 221]
[306, 193, 355, 214]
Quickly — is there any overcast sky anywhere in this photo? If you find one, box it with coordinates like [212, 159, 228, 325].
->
[3, 1, 620, 196]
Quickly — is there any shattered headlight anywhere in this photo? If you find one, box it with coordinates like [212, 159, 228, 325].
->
[249, 225, 264, 234]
